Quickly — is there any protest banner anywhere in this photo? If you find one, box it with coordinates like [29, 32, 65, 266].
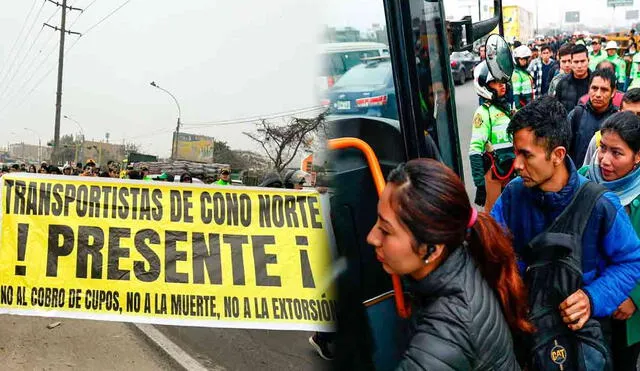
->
[0, 174, 336, 332]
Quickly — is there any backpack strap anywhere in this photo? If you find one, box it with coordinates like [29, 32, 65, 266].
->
[526, 182, 607, 263]
[548, 182, 607, 236]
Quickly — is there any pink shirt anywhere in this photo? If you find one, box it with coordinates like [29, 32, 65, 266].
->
[579, 91, 624, 108]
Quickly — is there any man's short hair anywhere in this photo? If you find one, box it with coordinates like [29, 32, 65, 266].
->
[571, 44, 588, 58]
[623, 88, 640, 105]
[540, 44, 552, 53]
[507, 96, 571, 156]
[128, 170, 143, 180]
[595, 60, 616, 73]
[590, 68, 617, 91]
[558, 44, 573, 58]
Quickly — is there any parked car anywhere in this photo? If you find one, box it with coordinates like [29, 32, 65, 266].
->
[323, 59, 398, 120]
[450, 51, 480, 85]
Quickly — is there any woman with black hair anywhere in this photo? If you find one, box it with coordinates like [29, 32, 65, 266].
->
[367, 159, 532, 370]
[579, 111, 640, 370]
[180, 172, 192, 183]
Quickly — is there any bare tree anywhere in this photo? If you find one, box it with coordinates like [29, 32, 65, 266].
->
[244, 111, 327, 173]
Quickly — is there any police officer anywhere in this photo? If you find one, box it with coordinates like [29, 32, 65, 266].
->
[511, 45, 534, 109]
[469, 61, 515, 213]
[216, 168, 231, 185]
[629, 51, 640, 90]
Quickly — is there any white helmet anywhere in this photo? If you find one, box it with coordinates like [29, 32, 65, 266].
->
[513, 45, 532, 59]
[605, 41, 619, 50]
[474, 61, 497, 100]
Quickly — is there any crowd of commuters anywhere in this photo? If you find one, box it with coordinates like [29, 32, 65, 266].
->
[375, 30, 640, 369]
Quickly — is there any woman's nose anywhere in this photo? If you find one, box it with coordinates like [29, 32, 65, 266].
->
[366, 227, 379, 247]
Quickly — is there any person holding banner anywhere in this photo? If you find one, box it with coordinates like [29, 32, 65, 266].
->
[366, 159, 533, 370]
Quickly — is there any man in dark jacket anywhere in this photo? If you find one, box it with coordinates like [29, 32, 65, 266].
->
[568, 68, 618, 166]
[491, 96, 640, 339]
[556, 44, 592, 113]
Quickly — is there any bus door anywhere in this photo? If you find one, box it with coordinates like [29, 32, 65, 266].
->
[326, 1, 507, 370]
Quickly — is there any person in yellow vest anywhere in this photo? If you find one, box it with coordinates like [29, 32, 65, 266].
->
[216, 168, 231, 185]
[630, 50, 640, 90]
[605, 41, 627, 91]
[588, 37, 607, 71]
[511, 45, 535, 110]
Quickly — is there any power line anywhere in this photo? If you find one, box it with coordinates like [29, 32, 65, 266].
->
[0, 0, 111, 122]
[0, 33, 80, 120]
[82, 0, 132, 36]
[0, 7, 87, 117]
[181, 106, 326, 128]
[0, 0, 46, 92]
[0, 0, 127, 118]
[44, 5, 61, 24]
[0, 9, 85, 114]
[0, 3, 59, 102]
[128, 106, 325, 141]
[0, 0, 38, 82]
[0, 21, 50, 101]
[82, 0, 100, 12]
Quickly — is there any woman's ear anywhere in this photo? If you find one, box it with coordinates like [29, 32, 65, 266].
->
[634, 150, 640, 166]
[417, 243, 445, 263]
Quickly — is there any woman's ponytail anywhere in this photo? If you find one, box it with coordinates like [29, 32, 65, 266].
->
[467, 212, 535, 334]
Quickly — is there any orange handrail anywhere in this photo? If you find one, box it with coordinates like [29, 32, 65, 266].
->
[328, 137, 410, 319]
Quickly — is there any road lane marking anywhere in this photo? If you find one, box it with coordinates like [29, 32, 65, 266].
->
[134, 323, 225, 371]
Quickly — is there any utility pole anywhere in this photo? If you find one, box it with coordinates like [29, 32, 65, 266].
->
[44, 0, 82, 164]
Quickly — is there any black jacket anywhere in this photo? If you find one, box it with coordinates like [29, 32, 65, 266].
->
[396, 247, 520, 370]
[568, 101, 618, 167]
[555, 71, 592, 114]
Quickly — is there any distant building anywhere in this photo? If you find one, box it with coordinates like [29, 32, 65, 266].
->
[323, 26, 362, 43]
[81, 141, 125, 165]
[8, 143, 51, 163]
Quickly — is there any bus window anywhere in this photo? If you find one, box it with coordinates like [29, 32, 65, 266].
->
[317, 42, 392, 94]
[408, 0, 461, 172]
[319, 42, 398, 120]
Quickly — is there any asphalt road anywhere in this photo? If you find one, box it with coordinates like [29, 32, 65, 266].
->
[156, 82, 480, 371]
[0, 315, 174, 371]
[453, 80, 481, 202]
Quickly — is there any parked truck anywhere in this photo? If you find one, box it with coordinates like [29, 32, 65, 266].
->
[490, 5, 534, 44]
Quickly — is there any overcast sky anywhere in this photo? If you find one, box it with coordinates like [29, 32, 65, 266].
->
[0, 0, 323, 157]
[324, 0, 639, 31]
[2, 0, 638, 158]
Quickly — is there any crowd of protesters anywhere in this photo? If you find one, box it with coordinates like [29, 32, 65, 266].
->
[0, 159, 237, 187]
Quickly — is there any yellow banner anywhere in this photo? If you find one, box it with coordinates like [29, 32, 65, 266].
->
[0, 174, 335, 331]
